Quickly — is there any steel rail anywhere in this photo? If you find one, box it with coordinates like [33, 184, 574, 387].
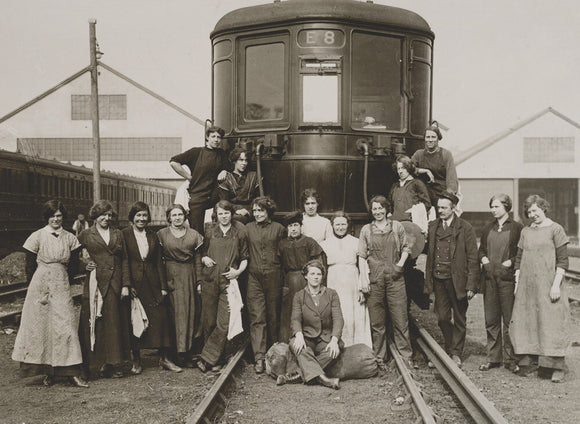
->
[186, 342, 248, 424]
[412, 318, 508, 424]
[388, 338, 436, 424]
[0, 282, 28, 297]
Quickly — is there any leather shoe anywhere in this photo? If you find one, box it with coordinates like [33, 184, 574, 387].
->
[276, 375, 287, 386]
[551, 370, 565, 383]
[451, 355, 462, 368]
[130, 363, 143, 375]
[70, 376, 89, 388]
[42, 375, 54, 387]
[316, 374, 340, 390]
[479, 362, 500, 371]
[197, 359, 208, 373]
[159, 358, 183, 373]
[254, 359, 265, 374]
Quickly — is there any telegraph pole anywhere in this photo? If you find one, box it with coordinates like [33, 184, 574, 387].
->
[89, 19, 101, 201]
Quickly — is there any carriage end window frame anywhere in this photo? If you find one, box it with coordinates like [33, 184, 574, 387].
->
[298, 55, 342, 128]
[237, 33, 290, 132]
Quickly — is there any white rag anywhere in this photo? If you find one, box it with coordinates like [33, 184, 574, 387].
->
[131, 297, 149, 338]
[358, 257, 371, 291]
[227, 279, 244, 340]
[174, 181, 191, 212]
[410, 203, 429, 234]
[88, 269, 103, 351]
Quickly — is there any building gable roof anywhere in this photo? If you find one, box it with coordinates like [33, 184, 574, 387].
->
[454, 107, 580, 165]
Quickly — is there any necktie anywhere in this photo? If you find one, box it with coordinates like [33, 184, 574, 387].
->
[442, 221, 447, 230]
[51, 232, 59, 238]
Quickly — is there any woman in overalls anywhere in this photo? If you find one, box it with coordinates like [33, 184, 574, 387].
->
[197, 200, 248, 372]
[357, 195, 414, 369]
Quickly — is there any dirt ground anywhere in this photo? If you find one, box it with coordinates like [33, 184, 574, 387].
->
[413, 286, 580, 424]
[219, 358, 415, 424]
[1, 255, 579, 423]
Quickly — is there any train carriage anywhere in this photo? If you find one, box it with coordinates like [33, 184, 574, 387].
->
[211, 0, 434, 223]
[0, 149, 175, 257]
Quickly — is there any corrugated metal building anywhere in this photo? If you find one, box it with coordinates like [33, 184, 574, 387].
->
[456, 107, 580, 241]
[0, 65, 204, 187]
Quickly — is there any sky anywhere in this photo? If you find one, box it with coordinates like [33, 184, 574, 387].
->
[1, 0, 579, 151]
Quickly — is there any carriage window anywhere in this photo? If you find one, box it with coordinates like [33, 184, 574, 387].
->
[410, 40, 432, 136]
[351, 32, 403, 131]
[300, 58, 341, 125]
[244, 43, 285, 122]
[213, 60, 232, 132]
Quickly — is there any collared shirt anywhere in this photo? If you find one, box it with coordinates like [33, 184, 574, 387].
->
[245, 219, 286, 272]
[133, 228, 149, 260]
[307, 285, 326, 307]
[96, 226, 110, 245]
[43, 225, 63, 237]
[442, 216, 454, 230]
[496, 215, 509, 231]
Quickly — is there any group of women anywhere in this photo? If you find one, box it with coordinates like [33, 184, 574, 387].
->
[479, 193, 570, 383]
[11, 124, 573, 388]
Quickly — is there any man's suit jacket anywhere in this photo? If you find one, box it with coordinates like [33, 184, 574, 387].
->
[424, 215, 479, 300]
[78, 226, 130, 298]
[290, 287, 344, 343]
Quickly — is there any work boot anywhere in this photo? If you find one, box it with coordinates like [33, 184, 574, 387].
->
[316, 374, 340, 390]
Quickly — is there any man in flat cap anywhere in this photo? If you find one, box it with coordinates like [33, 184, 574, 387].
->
[424, 192, 478, 367]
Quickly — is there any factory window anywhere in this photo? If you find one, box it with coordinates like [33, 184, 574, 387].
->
[523, 137, 575, 163]
[351, 32, 403, 132]
[71, 95, 127, 120]
[238, 34, 289, 129]
[17, 137, 182, 161]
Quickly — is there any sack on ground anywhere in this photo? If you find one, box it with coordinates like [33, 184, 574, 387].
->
[265, 342, 377, 382]
[265, 342, 300, 378]
[326, 343, 378, 380]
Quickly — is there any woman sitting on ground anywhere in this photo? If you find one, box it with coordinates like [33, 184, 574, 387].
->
[290, 260, 344, 390]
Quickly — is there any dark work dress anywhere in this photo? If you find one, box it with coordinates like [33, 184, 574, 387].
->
[218, 171, 260, 224]
[411, 148, 458, 206]
[122, 227, 172, 350]
[278, 235, 323, 343]
[78, 226, 132, 378]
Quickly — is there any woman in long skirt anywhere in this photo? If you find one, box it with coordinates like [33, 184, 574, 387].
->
[122, 201, 182, 373]
[157, 204, 204, 367]
[321, 212, 372, 347]
[511, 195, 570, 383]
[78, 200, 132, 379]
[12, 200, 88, 387]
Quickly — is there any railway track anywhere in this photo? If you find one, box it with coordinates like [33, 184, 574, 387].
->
[566, 268, 580, 283]
[186, 342, 248, 424]
[0, 276, 85, 322]
[408, 316, 509, 424]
